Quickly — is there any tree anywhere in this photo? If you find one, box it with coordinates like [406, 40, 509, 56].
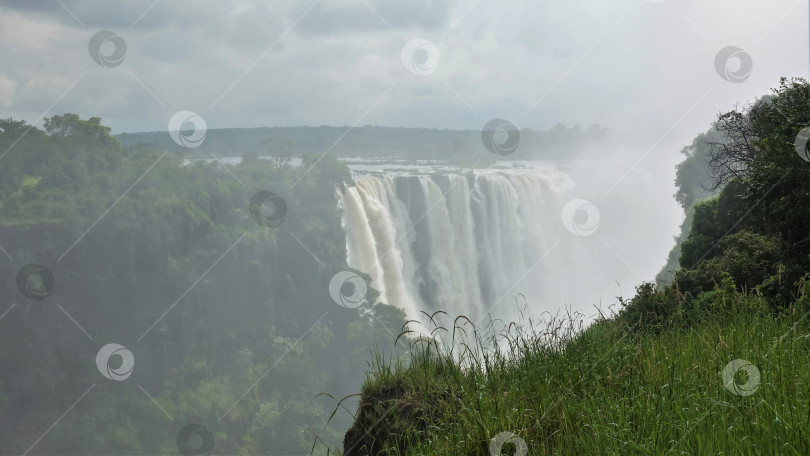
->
[263, 136, 295, 168]
[674, 78, 810, 302]
[43, 114, 116, 144]
[0, 117, 28, 134]
[705, 108, 759, 191]
[674, 130, 717, 208]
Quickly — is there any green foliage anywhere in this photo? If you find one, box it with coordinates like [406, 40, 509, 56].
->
[0, 114, 407, 455]
[677, 230, 782, 296]
[679, 178, 750, 269]
[673, 130, 718, 209]
[656, 130, 721, 285]
[794, 273, 810, 316]
[616, 282, 679, 331]
[670, 79, 810, 303]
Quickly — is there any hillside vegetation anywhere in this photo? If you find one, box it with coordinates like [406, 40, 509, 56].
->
[0, 115, 408, 454]
[120, 123, 613, 162]
[340, 78, 810, 455]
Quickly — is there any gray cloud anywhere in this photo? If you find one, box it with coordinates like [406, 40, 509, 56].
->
[294, 0, 453, 36]
[0, 0, 804, 142]
[0, 0, 174, 29]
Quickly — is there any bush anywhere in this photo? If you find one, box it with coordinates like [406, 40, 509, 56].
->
[676, 230, 782, 298]
[618, 282, 679, 331]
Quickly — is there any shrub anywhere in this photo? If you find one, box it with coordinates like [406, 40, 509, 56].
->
[618, 282, 679, 331]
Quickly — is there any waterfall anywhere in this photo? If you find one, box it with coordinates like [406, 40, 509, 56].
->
[340, 168, 570, 322]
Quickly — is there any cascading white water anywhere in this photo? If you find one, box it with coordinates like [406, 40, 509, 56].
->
[340, 168, 571, 322]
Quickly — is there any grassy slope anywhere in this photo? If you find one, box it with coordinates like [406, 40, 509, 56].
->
[342, 304, 810, 455]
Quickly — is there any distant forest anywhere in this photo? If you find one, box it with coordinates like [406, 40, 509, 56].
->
[119, 124, 613, 161]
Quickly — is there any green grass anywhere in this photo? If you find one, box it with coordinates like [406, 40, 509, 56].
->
[337, 304, 810, 455]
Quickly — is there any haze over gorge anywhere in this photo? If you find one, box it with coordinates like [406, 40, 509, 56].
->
[1, 1, 808, 455]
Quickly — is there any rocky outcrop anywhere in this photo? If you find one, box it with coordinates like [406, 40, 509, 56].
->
[343, 378, 449, 456]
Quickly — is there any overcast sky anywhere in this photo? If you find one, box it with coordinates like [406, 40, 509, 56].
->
[0, 0, 806, 144]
